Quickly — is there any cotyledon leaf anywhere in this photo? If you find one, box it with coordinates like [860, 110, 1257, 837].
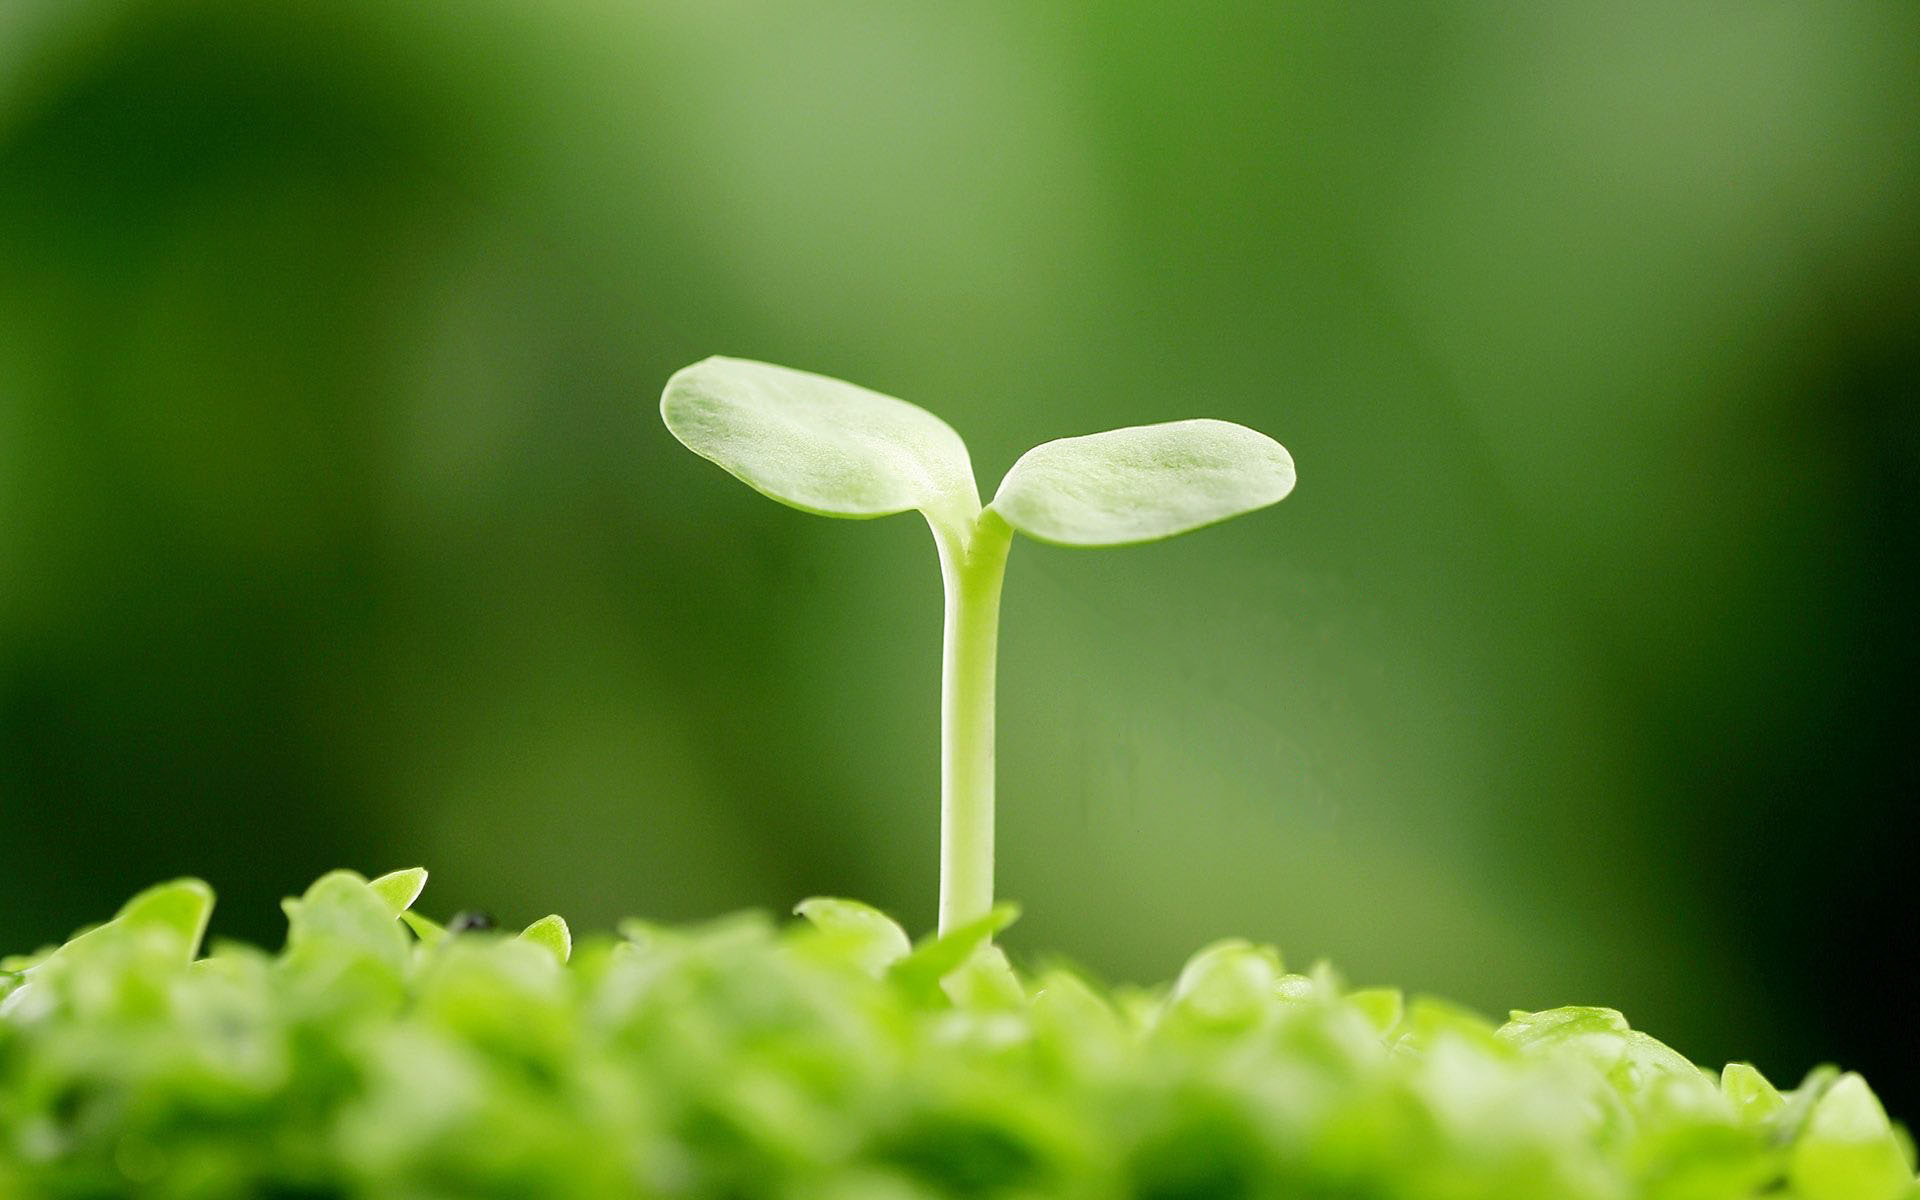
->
[990, 419, 1294, 547]
[661, 356, 981, 542]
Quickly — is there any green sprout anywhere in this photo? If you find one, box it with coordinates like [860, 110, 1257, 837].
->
[661, 357, 1295, 932]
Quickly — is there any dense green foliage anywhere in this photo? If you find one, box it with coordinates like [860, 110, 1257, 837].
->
[1, 872, 1913, 1199]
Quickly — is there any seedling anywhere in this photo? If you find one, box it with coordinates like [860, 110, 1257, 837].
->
[661, 357, 1295, 932]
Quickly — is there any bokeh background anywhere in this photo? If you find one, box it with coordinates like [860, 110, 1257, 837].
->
[3, 1, 1916, 1115]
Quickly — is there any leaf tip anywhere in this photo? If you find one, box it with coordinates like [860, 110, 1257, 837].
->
[368, 867, 428, 917]
[520, 914, 572, 964]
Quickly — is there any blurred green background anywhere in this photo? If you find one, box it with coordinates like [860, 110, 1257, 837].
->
[3, 1, 1915, 1114]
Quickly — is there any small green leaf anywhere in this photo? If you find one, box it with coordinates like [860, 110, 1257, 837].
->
[15, 879, 213, 973]
[1394, 996, 1503, 1051]
[661, 356, 981, 540]
[941, 942, 1024, 1009]
[794, 897, 913, 976]
[1346, 987, 1405, 1036]
[990, 419, 1294, 546]
[889, 903, 1019, 1004]
[368, 867, 428, 917]
[111, 878, 215, 960]
[1498, 1005, 1630, 1050]
[1166, 939, 1283, 1029]
[1031, 968, 1123, 1042]
[1789, 1074, 1914, 1200]
[283, 871, 409, 972]
[519, 914, 572, 964]
[1722, 1062, 1785, 1122]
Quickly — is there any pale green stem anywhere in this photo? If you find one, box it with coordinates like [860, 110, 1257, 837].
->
[932, 508, 1013, 934]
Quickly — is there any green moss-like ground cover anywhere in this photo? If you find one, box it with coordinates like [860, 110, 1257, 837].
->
[1, 871, 1913, 1199]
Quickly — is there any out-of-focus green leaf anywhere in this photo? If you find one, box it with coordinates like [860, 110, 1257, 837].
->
[62, 879, 215, 965]
[12, 879, 212, 978]
[1347, 987, 1405, 1036]
[1790, 1073, 1915, 1200]
[399, 910, 446, 945]
[1030, 967, 1124, 1050]
[889, 902, 1019, 1003]
[368, 868, 429, 916]
[1722, 1062, 1786, 1122]
[1166, 938, 1283, 1032]
[940, 942, 1023, 1010]
[518, 914, 572, 964]
[794, 897, 913, 977]
[281, 870, 409, 973]
[0, 879, 215, 1020]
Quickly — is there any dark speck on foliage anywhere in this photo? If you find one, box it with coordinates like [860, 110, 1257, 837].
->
[446, 910, 495, 934]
